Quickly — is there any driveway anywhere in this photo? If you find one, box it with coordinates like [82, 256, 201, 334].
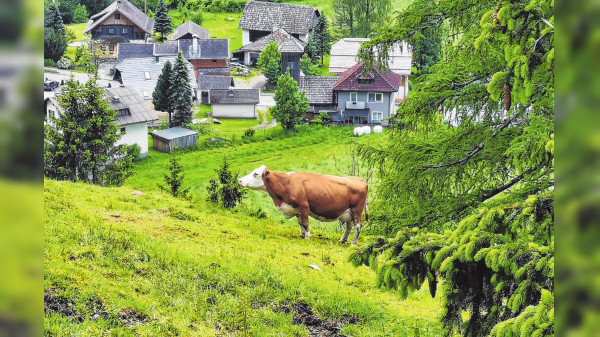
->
[44, 66, 121, 98]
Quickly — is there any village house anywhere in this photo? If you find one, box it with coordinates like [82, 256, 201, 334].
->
[44, 85, 158, 157]
[232, 28, 304, 82]
[198, 76, 235, 104]
[117, 35, 229, 79]
[329, 38, 412, 101]
[238, 2, 319, 46]
[84, 0, 154, 57]
[209, 88, 260, 119]
[113, 55, 198, 100]
[331, 62, 404, 126]
[298, 76, 341, 121]
[169, 21, 210, 41]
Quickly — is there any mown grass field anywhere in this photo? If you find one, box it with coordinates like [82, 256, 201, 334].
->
[45, 124, 444, 336]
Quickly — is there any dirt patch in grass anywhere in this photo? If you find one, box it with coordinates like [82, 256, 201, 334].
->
[118, 308, 148, 326]
[278, 301, 360, 337]
[44, 289, 83, 322]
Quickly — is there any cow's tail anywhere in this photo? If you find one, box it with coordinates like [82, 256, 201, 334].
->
[364, 202, 369, 223]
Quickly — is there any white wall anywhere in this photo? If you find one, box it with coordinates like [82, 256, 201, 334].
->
[242, 30, 250, 46]
[116, 122, 150, 157]
[298, 34, 308, 43]
[212, 104, 256, 119]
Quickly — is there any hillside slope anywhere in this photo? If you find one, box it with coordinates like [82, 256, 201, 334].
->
[44, 179, 442, 336]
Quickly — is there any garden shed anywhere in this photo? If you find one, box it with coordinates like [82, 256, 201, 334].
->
[150, 127, 198, 153]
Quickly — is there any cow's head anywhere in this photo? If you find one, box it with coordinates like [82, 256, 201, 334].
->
[238, 165, 268, 192]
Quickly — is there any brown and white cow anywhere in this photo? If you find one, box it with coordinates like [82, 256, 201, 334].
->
[239, 165, 368, 245]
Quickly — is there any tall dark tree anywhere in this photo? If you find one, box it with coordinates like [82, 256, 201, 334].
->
[44, 4, 67, 62]
[271, 69, 309, 132]
[45, 3, 66, 32]
[169, 53, 193, 126]
[44, 78, 140, 186]
[304, 35, 318, 61]
[352, 0, 554, 336]
[206, 157, 246, 209]
[313, 15, 332, 64]
[152, 60, 173, 123]
[154, 0, 173, 41]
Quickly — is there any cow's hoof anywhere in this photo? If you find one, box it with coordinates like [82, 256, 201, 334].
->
[339, 239, 347, 243]
[299, 234, 305, 238]
[305, 233, 311, 239]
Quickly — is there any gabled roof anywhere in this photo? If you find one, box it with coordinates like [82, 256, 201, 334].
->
[198, 76, 235, 91]
[298, 76, 341, 104]
[118, 43, 154, 60]
[329, 38, 412, 74]
[238, 1, 319, 35]
[105, 85, 159, 126]
[115, 56, 198, 100]
[178, 39, 229, 59]
[198, 67, 232, 76]
[170, 21, 210, 40]
[85, 0, 154, 35]
[154, 42, 179, 56]
[209, 89, 260, 104]
[333, 62, 402, 92]
[234, 28, 305, 54]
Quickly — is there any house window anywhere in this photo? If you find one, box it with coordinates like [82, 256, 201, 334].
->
[212, 59, 217, 63]
[117, 109, 130, 116]
[368, 93, 383, 103]
[108, 27, 114, 34]
[358, 78, 374, 85]
[115, 13, 120, 20]
[350, 92, 358, 102]
[122, 27, 128, 34]
[372, 111, 383, 121]
[144, 71, 150, 80]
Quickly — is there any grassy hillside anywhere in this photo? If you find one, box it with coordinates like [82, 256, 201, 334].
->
[45, 125, 444, 335]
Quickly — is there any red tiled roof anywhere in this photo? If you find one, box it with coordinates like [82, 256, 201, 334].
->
[332, 62, 402, 92]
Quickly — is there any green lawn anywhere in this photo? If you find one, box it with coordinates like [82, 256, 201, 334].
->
[66, 23, 89, 42]
[45, 125, 443, 336]
[169, 12, 243, 51]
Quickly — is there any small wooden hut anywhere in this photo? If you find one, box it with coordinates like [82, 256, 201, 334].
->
[150, 127, 198, 152]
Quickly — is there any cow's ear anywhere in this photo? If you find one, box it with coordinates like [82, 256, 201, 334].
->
[263, 170, 270, 177]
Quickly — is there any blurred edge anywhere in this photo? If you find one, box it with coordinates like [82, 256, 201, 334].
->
[555, 0, 600, 335]
[0, 0, 43, 336]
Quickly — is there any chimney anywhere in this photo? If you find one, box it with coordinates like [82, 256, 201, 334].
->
[192, 34, 199, 54]
[112, 96, 120, 102]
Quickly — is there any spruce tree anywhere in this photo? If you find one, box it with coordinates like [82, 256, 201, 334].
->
[206, 157, 246, 209]
[169, 53, 193, 127]
[44, 4, 67, 62]
[313, 15, 332, 64]
[152, 60, 173, 122]
[45, 3, 65, 33]
[44, 78, 139, 185]
[351, 0, 554, 335]
[154, 0, 172, 41]
[257, 41, 281, 86]
[158, 155, 191, 200]
[304, 35, 318, 61]
[271, 69, 309, 132]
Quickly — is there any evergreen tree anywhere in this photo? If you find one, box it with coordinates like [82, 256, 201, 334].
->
[206, 158, 246, 209]
[351, 0, 554, 336]
[44, 78, 140, 186]
[313, 15, 332, 64]
[154, 0, 173, 41]
[152, 60, 173, 122]
[158, 155, 191, 199]
[73, 4, 89, 24]
[257, 41, 282, 86]
[304, 35, 318, 61]
[271, 69, 309, 132]
[300, 54, 319, 76]
[44, 4, 67, 62]
[45, 3, 65, 32]
[169, 53, 193, 127]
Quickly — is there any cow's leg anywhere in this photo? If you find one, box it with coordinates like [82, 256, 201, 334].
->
[297, 215, 306, 238]
[298, 207, 311, 239]
[339, 221, 353, 243]
[351, 210, 364, 245]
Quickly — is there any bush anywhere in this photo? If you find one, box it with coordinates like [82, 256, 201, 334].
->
[243, 128, 255, 138]
[56, 56, 73, 69]
[184, 122, 213, 136]
[249, 209, 267, 219]
[65, 28, 77, 43]
[310, 118, 322, 125]
[319, 111, 332, 124]
[190, 10, 203, 25]
[158, 155, 192, 200]
[44, 59, 56, 67]
[206, 157, 246, 209]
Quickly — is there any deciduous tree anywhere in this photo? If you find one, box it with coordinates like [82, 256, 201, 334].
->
[257, 41, 281, 86]
[271, 69, 309, 132]
[73, 4, 89, 23]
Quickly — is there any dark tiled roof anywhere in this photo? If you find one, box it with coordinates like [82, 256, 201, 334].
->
[235, 28, 305, 53]
[198, 76, 234, 91]
[118, 43, 154, 60]
[85, 0, 154, 35]
[198, 67, 232, 76]
[333, 62, 402, 92]
[178, 39, 229, 60]
[209, 89, 260, 104]
[105, 85, 159, 126]
[238, 1, 319, 35]
[298, 76, 341, 104]
[170, 21, 210, 40]
[154, 43, 179, 55]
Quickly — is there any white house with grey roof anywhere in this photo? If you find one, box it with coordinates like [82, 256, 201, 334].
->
[209, 88, 260, 119]
[113, 55, 198, 101]
[198, 76, 235, 104]
[238, 1, 319, 45]
[44, 85, 158, 157]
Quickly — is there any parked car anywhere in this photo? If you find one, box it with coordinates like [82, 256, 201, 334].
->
[44, 80, 59, 91]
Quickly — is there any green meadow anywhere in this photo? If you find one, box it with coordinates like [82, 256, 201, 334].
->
[45, 124, 445, 336]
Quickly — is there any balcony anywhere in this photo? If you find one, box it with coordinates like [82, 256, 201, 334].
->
[345, 101, 365, 109]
